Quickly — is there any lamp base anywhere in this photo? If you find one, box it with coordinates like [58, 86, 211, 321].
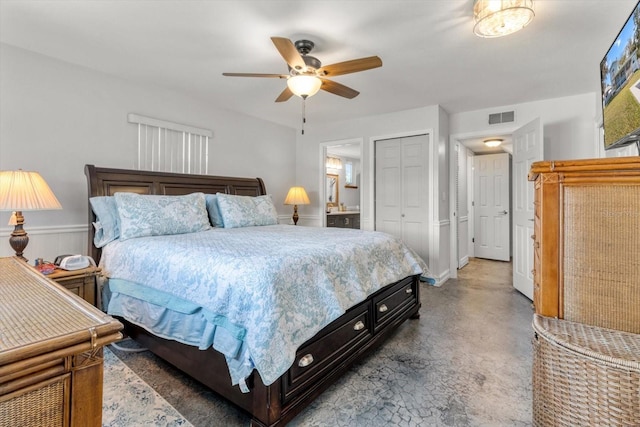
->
[9, 211, 28, 261]
[292, 205, 299, 226]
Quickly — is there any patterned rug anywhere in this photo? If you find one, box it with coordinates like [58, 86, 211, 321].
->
[102, 346, 192, 426]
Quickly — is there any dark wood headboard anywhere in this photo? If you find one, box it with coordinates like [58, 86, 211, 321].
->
[84, 164, 266, 263]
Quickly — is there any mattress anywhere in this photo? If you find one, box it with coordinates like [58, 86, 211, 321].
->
[100, 224, 430, 390]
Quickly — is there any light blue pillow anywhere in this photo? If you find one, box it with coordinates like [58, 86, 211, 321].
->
[89, 196, 120, 248]
[115, 192, 211, 240]
[216, 193, 278, 229]
[205, 194, 224, 227]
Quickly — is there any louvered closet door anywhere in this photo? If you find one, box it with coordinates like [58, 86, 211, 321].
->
[375, 135, 430, 261]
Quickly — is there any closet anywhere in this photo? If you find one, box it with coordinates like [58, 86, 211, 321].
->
[375, 134, 430, 260]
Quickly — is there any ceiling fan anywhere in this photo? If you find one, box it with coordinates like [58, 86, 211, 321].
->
[222, 37, 382, 102]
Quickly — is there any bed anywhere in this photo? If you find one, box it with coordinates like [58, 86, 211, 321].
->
[85, 164, 428, 426]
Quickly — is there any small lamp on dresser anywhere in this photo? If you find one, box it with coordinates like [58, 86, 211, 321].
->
[0, 169, 62, 261]
[284, 186, 310, 225]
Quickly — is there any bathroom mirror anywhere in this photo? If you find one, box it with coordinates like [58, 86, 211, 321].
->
[326, 174, 339, 207]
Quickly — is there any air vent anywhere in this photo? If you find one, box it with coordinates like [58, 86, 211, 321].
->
[488, 111, 515, 125]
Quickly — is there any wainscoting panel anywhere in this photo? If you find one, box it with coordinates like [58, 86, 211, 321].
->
[0, 225, 88, 263]
[434, 219, 451, 285]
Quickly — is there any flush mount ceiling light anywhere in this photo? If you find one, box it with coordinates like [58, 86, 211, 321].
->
[473, 0, 535, 38]
[484, 138, 504, 148]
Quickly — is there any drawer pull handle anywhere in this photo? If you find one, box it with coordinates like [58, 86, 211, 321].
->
[379, 304, 388, 313]
[405, 287, 413, 294]
[353, 321, 365, 331]
[298, 354, 314, 368]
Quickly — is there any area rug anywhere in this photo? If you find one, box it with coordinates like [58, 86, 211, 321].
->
[102, 346, 193, 426]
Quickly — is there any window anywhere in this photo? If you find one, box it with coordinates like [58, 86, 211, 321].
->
[345, 161, 353, 186]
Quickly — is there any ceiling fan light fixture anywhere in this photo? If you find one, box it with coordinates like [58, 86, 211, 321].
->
[484, 138, 503, 148]
[287, 75, 322, 98]
[473, 0, 534, 38]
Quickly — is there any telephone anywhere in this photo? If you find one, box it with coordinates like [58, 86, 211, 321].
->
[54, 254, 96, 271]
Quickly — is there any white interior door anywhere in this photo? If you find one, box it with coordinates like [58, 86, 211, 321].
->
[512, 118, 543, 299]
[474, 153, 510, 261]
[375, 140, 402, 238]
[456, 143, 470, 268]
[375, 135, 430, 261]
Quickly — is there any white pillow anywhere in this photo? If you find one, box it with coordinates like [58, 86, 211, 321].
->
[115, 192, 211, 240]
[216, 193, 278, 229]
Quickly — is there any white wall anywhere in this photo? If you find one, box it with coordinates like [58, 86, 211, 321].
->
[447, 92, 627, 278]
[295, 105, 450, 282]
[3, 43, 625, 279]
[449, 92, 601, 160]
[0, 43, 296, 261]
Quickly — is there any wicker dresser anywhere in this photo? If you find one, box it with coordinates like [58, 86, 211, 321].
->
[528, 157, 640, 426]
[0, 257, 122, 427]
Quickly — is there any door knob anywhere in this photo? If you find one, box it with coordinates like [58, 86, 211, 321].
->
[498, 210, 508, 215]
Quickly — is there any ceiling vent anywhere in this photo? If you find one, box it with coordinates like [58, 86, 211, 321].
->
[488, 111, 515, 125]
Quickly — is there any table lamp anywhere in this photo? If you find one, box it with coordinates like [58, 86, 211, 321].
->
[0, 170, 62, 261]
[284, 186, 310, 225]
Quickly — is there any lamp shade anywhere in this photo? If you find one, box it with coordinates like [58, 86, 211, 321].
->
[284, 186, 310, 206]
[287, 75, 322, 98]
[473, 0, 534, 38]
[0, 170, 62, 211]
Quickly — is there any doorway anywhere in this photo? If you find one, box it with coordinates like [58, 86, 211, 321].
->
[449, 118, 543, 300]
[451, 135, 514, 274]
[473, 152, 511, 262]
[319, 139, 363, 227]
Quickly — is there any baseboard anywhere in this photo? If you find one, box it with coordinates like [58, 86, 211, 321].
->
[435, 269, 450, 286]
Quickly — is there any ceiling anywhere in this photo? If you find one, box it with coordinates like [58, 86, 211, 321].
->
[0, 1, 636, 133]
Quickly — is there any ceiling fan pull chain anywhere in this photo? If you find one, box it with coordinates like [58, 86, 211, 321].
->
[301, 98, 306, 135]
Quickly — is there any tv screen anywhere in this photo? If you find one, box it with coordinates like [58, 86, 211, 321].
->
[601, 0, 640, 150]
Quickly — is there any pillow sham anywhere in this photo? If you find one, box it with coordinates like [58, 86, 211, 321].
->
[89, 196, 120, 248]
[216, 193, 278, 229]
[115, 192, 211, 240]
[205, 194, 224, 228]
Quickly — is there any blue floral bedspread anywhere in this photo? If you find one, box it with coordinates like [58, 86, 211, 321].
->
[100, 225, 430, 390]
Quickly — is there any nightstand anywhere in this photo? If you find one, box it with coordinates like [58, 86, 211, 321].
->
[0, 257, 122, 427]
[46, 266, 101, 307]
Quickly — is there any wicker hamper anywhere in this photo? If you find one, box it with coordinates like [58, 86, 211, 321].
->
[532, 314, 640, 426]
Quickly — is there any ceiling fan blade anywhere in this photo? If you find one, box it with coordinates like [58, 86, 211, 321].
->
[222, 73, 288, 78]
[320, 79, 360, 99]
[275, 87, 294, 102]
[271, 37, 306, 71]
[318, 56, 382, 77]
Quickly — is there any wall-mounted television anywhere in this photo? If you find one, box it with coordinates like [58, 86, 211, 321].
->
[601, 0, 640, 151]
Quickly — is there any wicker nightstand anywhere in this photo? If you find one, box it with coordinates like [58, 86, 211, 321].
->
[0, 257, 122, 427]
[46, 266, 101, 307]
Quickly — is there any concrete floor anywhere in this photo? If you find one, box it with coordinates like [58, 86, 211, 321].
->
[109, 258, 534, 426]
